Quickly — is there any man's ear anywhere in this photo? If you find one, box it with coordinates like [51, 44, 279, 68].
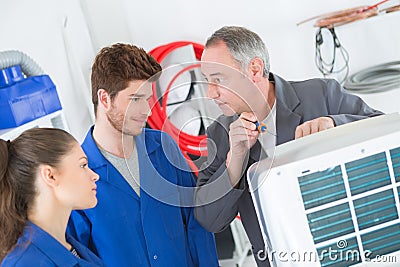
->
[98, 89, 111, 110]
[38, 164, 58, 188]
[248, 58, 264, 82]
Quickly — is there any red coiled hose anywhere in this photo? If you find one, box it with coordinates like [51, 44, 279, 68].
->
[148, 41, 207, 175]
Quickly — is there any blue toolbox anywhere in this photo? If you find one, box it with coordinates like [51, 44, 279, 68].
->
[0, 65, 62, 129]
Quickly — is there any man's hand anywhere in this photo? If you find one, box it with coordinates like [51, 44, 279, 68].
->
[228, 112, 259, 157]
[226, 112, 259, 187]
[295, 117, 335, 139]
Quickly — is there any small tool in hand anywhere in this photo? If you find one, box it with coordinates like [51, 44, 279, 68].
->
[254, 121, 267, 133]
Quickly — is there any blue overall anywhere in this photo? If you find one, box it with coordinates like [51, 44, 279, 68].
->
[1, 222, 104, 266]
[67, 127, 218, 267]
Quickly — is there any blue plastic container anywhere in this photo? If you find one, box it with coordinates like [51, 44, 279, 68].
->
[0, 65, 62, 129]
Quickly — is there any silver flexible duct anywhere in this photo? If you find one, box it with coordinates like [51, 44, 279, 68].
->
[344, 61, 400, 93]
[0, 50, 44, 76]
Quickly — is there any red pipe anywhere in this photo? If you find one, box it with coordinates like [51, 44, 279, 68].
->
[148, 42, 207, 175]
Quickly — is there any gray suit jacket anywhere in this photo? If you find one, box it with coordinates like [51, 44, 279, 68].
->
[194, 74, 383, 266]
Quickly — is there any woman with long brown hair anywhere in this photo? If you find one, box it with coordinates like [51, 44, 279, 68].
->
[0, 128, 104, 266]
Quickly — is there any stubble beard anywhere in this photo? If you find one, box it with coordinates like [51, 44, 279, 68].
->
[106, 107, 140, 136]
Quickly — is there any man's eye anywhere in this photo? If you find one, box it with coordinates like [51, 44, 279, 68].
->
[130, 98, 140, 102]
[80, 163, 88, 168]
[214, 78, 221, 84]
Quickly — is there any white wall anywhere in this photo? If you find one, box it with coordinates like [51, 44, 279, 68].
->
[1, 0, 399, 140]
[0, 0, 95, 142]
[120, 0, 400, 78]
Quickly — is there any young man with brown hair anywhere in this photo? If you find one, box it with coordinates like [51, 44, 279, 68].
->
[68, 43, 218, 267]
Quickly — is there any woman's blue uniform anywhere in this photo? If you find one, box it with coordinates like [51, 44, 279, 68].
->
[1, 222, 104, 266]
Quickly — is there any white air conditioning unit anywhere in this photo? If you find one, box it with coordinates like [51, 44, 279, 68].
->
[248, 113, 400, 267]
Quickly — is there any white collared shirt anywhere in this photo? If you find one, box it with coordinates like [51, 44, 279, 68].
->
[258, 101, 277, 156]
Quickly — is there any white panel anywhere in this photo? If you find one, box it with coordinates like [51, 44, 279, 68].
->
[248, 114, 400, 266]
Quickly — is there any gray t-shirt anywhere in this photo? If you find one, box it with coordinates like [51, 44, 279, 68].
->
[99, 145, 140, 196]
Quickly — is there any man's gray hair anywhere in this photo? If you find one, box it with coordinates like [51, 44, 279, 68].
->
[205, 26, 270, 77]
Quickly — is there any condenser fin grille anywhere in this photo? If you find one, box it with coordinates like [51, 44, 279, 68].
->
[298, 148, 400, 265]
[361, 223, 400, 259]
[354, 189, 398, 230]
[307, 203, 354, 243]
[345, 152, 391, 196]
[390, 147, 400, 183]
[299, 166, 345, 210]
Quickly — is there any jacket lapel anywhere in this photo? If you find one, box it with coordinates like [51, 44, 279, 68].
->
[248, 74, 301, 161]
[273, 74, 302, 145]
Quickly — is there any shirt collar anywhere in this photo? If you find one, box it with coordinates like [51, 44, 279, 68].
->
[21, 222, 79, 266]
